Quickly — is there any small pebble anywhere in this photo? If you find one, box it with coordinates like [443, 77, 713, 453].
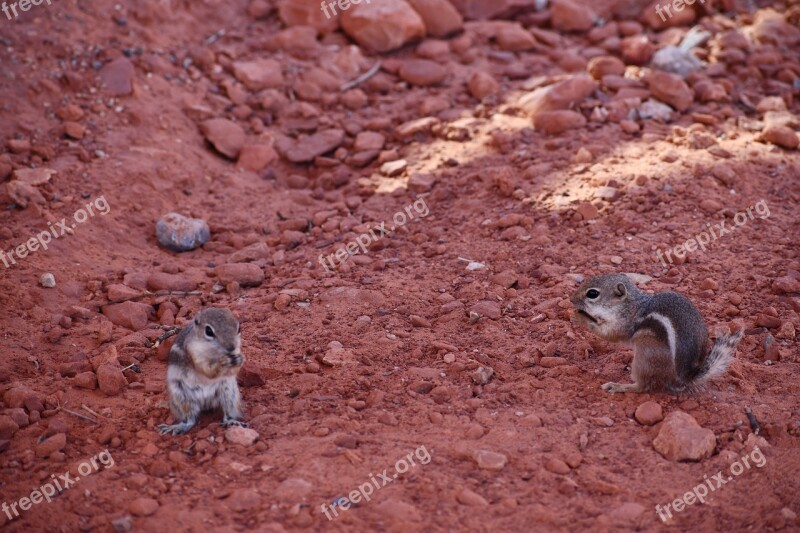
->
[39, 273, 56, 288]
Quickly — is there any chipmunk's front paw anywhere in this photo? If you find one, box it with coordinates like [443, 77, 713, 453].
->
[221, 418, 247, 429]
[601, 382, 638, 393]
[158, 422, 194, 436]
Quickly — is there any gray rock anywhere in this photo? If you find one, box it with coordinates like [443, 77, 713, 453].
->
[156, 213, 210, 252]
[637, 99, 673, 122]
[650, 45, 703, 78]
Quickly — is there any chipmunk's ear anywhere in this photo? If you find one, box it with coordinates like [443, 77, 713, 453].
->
[194, 317, 200, 326]
[614, 283, 627, 298]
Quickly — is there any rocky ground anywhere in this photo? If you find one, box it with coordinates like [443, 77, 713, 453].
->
[0, 0, 799, 531]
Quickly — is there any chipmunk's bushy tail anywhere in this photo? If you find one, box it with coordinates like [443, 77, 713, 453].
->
[693, 330, 743, 385]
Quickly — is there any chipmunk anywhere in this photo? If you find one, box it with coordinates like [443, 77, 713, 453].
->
[571, 274, 742, 394]
[158, 308, 247, 435]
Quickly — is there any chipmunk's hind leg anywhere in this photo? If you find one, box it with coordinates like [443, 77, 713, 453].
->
[217, 378, 247, 428]
[159, 381, 201, 436]
[630, 330, 677, 392]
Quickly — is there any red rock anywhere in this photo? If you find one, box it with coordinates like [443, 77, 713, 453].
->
[539, 356, 568, 367]
[756, 96, 787, 113]
[745, 8, 799, 46]
[621, 36, 655, 65]
[7, 139, 30, 153]
[474, 449, 507, 470]
[129, 498, 159, 517]
[533, 110, 586, 134]
[653, 411, 715, 461]
[408, 172, 436, 193]
[551, 0, 595, 31]
[398, 59, 448, 86]
[646, 71, 694, 111]
[545, 457, 571, 474]
[6, 180, 46, 208]
[247, 0, 272, 19]
[693, 79, 727, 103]
[12, 167, 56, 185]
[56, 104, 84, 121]
[634, 401, 663, 425]
[519, 74, 598, 117]
[470, 300, 501, 320]
[232, 59, 284, 90]
[97, 364, 128, 396]
[758, 125, 799, 150]
[277, 0, 339, 34]
[236, 144, 278, 171]
[0, 415, 19, 440]
[3, 387, 36, 409]
[230, 242, 271, 263]
[200, 119, 246, 159]
[491, 270, 518, 288]
[4, 408, 28, 428]
[449, 0, 534, 19]
[73, 371, 98, 390]
[102, 301, 151, 331]
[456, 488, 489, 506]
[63, 121, 86, 139]
[468, 71, 499, 99]
[772, 275, 800, 294]
[215, 263, 265, 287]
[756, 314, 782, 329]
[699, 199, 722, 213]
[275, 129, 345, 163]
[98, 57, 134, 96]
[587, 56, 625, 79]
[341, 1, 425, 53]
[225, 426, 259, 446]
[91, 345, 119, 371]
[406, 0, 463, 37]
[146, 273, 197, 292]
[496, 23, 536, 51]
[341, 89, 368, 109]
[36, 433, 66, 458]
[576, 202, 598, 220]
[353, 131, 386, 152]
[266, 26, 319, 57]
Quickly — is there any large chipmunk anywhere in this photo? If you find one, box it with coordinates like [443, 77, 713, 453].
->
[571, 274, 742, 394]
[158, 308, 247, 435]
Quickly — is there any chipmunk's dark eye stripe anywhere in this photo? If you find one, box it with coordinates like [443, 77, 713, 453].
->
[586, 289, 600, 299]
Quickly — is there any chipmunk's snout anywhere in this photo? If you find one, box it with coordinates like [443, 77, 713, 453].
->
[227, 352, 243, 366]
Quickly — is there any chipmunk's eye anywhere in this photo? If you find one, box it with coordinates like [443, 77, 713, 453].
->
[586, 289, 600, 299]
[204, 325, 216, 339]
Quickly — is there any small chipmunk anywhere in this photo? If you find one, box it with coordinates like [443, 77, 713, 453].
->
[571, 274, 742, 394]
[158, 308, 247, 435]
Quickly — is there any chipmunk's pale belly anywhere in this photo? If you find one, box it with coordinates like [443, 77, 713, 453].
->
[167, 365, 235, 411]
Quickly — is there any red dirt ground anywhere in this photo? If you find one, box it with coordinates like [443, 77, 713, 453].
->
[0, 0, 798, 532]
